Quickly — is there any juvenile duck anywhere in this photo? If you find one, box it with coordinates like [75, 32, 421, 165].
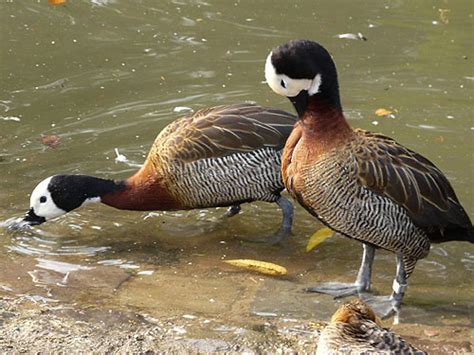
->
[265, 39, 473, 318]
[21, 103, 297, 244]
[317, 299, 425, 354]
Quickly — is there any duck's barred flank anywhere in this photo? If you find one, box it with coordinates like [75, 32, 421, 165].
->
[147, 103, 297, 209]
[159, 149, 283, 208]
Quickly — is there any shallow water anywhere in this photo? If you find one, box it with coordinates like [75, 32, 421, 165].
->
[1, 0, 473, 345]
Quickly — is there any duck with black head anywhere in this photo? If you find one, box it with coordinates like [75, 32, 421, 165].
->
[20, 103, 297, 245]
[265, 39, 473, 321]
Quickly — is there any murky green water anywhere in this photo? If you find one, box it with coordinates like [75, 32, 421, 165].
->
[1, 0, 473, 342]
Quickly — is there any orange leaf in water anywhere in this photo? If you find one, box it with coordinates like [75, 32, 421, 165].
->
[434, 135, 445, 143]
[49, 0, 66, 4]
[41, 135, 61, 149]
[375, 108, 393, 117]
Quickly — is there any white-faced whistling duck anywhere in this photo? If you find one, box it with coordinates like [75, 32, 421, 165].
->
[264, 39, 473, 321]
[21, 103, 297, 244]
[317, 299, 425, 354]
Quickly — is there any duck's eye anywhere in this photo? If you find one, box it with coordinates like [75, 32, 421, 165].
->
[280, 79, 287, 89]
[40, 196, 47, 203]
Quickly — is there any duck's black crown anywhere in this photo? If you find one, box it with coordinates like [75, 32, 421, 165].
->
[271, 40, 334, 79]
[270, 40, 342, 111]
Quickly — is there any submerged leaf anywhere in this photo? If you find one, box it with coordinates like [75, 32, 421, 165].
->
[223, 259, 287, 276]
[41, 134, 61, 149]
[439, 9, 450, 25]
[306, 227, 333, 252]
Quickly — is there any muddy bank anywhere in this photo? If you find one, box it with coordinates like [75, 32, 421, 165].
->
[1, 297, 471, 353]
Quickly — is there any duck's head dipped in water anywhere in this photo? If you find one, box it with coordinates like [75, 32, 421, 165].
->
[23, 174, 120, 225]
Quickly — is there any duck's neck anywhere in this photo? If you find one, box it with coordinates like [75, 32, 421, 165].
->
[300, 94, 353, 147]
[100, 164, 180, 211]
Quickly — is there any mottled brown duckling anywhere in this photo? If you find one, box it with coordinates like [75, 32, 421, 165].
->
[265, 39, 473, 319]
[317, 299, 425, 354]
[20, 103, 297, 244]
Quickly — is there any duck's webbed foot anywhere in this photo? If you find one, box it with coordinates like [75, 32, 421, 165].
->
[359, 294, 397, 320]
[362, 254, 409, 324]
[305, 243, 375, 298]
[305, 282, 367, 298]
[359, 284, 405, 324]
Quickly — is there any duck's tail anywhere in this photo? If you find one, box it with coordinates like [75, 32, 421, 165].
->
[440, 225, 474, 243]
[462, 226, 474, 243]
[428, 224, 474, 243]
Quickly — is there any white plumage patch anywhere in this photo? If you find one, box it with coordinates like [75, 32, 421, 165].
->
[265, 52, 322, 97]
[30, 176, 66, 221]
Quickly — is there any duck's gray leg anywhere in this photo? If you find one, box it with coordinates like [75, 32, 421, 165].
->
[236, 196, 294, 245]
[305, 243, 375, 297]
[360, 254, 409, 323]
[224, 204, 241, 218]
[390, 254, 408, 324]
[269, 196, 294, 244]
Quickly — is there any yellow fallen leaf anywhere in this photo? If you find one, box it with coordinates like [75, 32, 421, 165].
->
[223, 259, 287, 276]
[375, 108, 393, 116]
[49, 0, 66, 4]
[306, 227, 333, 252]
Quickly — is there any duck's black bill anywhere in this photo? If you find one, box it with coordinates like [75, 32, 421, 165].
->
[289, 90, 309, 118]
[23, 208, 46, 226]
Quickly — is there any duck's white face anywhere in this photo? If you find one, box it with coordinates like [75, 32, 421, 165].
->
[29, 176, 67, 221]
[265, 52, 322, 98]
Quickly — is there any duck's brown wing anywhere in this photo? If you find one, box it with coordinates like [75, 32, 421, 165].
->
[353, 129, 472, 241]
[154, 103, 297, 162]
[358, 320, 425, 354]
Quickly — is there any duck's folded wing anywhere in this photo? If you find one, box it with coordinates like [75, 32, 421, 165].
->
[360, 321, 425, 354]
[353, 129, 471, 234]
[155, 103, 297, 162]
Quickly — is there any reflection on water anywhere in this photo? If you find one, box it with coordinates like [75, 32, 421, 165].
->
[0, 0, 472, 338]
[7, 224, 111, 257]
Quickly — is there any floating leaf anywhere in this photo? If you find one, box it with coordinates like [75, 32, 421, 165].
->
[375, 108, 393, 117]
[41, 134, 61, 149]
[306, 227, 333, 252]
[223, 259, 287, 276]
[49, 0, 66, 4]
